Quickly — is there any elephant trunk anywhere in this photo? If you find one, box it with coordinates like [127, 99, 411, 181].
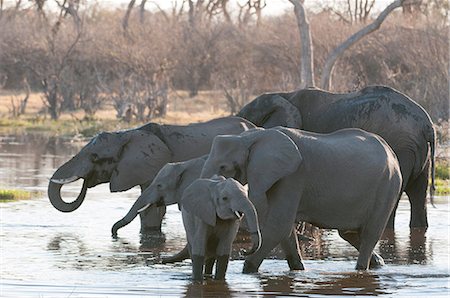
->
[48, 179, 88, 213]
[240, 199, 262, 256]
[111, 194, 153, 237]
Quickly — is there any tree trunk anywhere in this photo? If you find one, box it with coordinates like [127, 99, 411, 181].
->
[289, 0, 315, 88]
[320, 0, 405, 90]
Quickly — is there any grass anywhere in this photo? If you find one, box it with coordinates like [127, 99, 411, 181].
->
[435, 160, 449, 180]
[434, 179, 449, 196]
[0, 189, 35, 202]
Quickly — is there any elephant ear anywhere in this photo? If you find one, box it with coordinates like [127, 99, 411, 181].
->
[110, 130, 172, 192]
[238, 94, 302, 128]
[182, 179, 217, 227]
[245, 129, 303, 195]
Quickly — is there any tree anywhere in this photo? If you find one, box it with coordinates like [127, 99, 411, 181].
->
[289, 0, 417, 90]
[320, 0, 410, 89]
[288, 0, 315, 88]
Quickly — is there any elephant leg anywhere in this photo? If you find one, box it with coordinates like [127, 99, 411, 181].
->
[191, 255, 205, 282]
[243, 216, 294, 273]
[280, 228, 304, 270]
[338, 230, 384, 269]
[387, 150, 414, 229]
[214, 255, 230, 280]
[405, 161, 430, 229]
[204, 257, 216, 276]
[139, 206, 166, 234]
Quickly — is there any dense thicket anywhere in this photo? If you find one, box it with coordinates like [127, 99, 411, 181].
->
[0, 2, 447, 121]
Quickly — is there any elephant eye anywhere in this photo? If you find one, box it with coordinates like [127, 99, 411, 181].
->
[91, 153, 99, 162]
[220, 165, 226, 171]
[156, 184, 162, 189]
[222, 196, 228, 201]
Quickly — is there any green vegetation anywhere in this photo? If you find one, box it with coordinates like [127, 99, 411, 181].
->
[434, 179, 449, 196]
[433, 160, 449, 195]
[0, 189, 36, 202]
[0, 118, 135, 138]
[436, 160, 449, 180]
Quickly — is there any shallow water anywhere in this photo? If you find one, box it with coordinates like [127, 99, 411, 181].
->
[1, 134, 449, 297]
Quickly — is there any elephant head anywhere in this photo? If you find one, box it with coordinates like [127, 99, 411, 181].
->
[201, 128, 302, 199]
[237, 94, 302, 128]
[111, 157, 206, 237]
[182, 177, 262, 255]
[48, 129, 171, 213]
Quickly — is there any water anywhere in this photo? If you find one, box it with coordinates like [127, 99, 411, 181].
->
[1, 134, 449, 297]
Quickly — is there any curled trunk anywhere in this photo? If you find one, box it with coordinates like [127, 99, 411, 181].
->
[47, 179, 88, 212]
[111, 194, 152, 237]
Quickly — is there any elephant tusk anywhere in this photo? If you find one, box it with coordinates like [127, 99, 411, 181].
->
[138, 203, 151, 213]
[50, 176, 80, 184]
[234, 211, 244, 220]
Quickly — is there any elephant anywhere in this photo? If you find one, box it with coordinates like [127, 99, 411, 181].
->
[237, 86, 435, 229]
[111, 156, 208, 238]
[181, 176, 261, 281]
[48, 117, 255, 233]
[201, 127, 402, 272]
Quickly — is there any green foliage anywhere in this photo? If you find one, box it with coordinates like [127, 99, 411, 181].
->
[434, 179, 449, 196]
[0, 118, 133, 138]
[435, 160, 449, 180]
[0, 189, 34, 202]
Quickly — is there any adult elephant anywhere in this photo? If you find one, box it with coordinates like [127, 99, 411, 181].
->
[237, 86, 435, 229]
[48, 117, 255, 233]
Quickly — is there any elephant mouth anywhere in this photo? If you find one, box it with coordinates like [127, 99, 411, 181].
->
[234, 211, 244, 220]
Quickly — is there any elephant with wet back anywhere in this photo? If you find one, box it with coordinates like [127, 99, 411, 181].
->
[237, 86, 435, 229]
[110, 156, 261, 281]
[201, 127, 403, 271]
[48, 117, 255, 233]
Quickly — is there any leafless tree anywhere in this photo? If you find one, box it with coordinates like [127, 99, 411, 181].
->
[320, 0, 414, 89]
[288, 0, 315, 88]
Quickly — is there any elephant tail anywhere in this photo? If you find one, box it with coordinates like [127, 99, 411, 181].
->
[427, 125, 436, 207]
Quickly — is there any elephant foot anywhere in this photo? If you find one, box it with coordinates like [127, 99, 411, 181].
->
[214, 255, 229, 280]
[286, 255, 305, 271]
[192, 255, 205, 282]
[369, 252, 385, 269]
[242, 260, 259, 274]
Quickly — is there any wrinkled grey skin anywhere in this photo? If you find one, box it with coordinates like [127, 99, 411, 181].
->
[181, 177, 261, 281]
[111, 156, 208, 238]
[237, 86, 435, 229]
[201, 127, 402, 272]
[48, 117, 255, 234]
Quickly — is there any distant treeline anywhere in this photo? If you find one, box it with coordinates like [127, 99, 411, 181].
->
[0, 1, 448, 121]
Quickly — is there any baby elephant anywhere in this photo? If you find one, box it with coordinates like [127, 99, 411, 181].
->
[111, 156, 208, 237]
[181, 176, 261, 281]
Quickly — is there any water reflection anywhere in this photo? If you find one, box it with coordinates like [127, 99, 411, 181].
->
[379, 228, 429, 265]
[260, 275, 294, 296]
[304, 272, 387, 296]
[184, 280, 233, 297]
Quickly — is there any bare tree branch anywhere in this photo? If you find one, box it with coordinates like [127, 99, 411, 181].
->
[320, 0, 410, 89]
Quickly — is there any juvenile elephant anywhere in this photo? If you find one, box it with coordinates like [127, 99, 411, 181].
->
[111, 156, 208, 237]
[48, 117, 255, 233]
[201, 127, 402, 272]
[237, 86, 435, 229]
[181, 177, 261, 281]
